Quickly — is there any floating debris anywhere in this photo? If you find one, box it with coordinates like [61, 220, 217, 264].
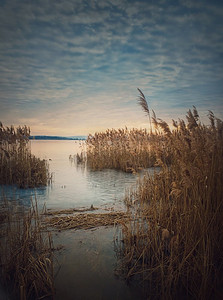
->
[43, 211, 129, 230]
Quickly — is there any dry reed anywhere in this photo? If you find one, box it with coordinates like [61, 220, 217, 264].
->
[0, 198, 55, 299]
[86, 128, 159, 173]
[80, 89, 223, 298]
[43, 211, 130, 231]
[0, 122, 51, 188]
[115, 108, 223, 299]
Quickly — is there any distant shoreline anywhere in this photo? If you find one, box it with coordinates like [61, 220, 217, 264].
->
[29, 135, 87, 140]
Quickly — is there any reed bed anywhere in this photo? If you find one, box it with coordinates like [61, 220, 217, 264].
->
[0, 198, 54, 299]
[0, 122, 50, 188]
[86, 128, 159, 173]
[85, 89, 171, 173]
[43, 211, 130, 231]
[115, 108, 223, 299]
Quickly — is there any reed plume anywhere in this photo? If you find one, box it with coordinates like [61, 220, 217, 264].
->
[115, 108, 223, 299]
[137, 88, 152, 132]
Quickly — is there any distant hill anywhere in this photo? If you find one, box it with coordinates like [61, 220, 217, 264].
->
[29, 135, 87, 140]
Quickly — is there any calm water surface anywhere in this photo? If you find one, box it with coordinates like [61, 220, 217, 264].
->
[1, 140, 141, 210]
[0, 140, 150, 299]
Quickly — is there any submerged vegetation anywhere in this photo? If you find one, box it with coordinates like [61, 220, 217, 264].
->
[0, 122, 50, 188]
[0, 198, 54, 299]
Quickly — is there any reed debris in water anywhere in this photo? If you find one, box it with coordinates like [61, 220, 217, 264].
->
[43, 211, 130, 231]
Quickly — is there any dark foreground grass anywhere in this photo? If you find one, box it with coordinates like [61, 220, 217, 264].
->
[0, 198, 54, 299]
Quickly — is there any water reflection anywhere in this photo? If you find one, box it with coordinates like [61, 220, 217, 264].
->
[53, 228, 145, 300]
[0, 184, 48, 208]
[1, 140, 140, 211]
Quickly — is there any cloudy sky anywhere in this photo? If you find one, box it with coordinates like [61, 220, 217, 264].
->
[0, 0, 223, 136]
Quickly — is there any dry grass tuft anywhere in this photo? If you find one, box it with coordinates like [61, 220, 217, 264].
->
[0, 122, 51, 188]
[85, 128, 159, 172]
[0, 198, 55, 299]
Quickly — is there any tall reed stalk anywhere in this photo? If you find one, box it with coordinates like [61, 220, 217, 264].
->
[116, 108, 223, 299]
[137, 88, 152, 133]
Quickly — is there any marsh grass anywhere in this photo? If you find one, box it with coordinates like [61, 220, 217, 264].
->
[115, 109, 223, 299]
[0, 122, 50, 188]
[86, 128, 158, 173]
[85, 98, 223, 299]
[0, 197, 55, 299]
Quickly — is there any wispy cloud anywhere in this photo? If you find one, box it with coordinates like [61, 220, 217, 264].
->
[0, 0, 223, 135]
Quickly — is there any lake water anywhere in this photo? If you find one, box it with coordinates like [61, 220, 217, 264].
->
[0, 140, 149, 299]
[1, 140, 141, 211]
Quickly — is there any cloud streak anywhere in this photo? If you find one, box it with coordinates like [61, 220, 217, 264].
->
[0, 0, 223, 135]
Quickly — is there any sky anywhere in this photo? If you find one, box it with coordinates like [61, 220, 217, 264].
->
[0, 0, 223, 136]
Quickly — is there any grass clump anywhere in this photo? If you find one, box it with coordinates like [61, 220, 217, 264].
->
[86, 128, 158, 173]
[116, 108, 223, 299]
[0, 122, 50, 188]
[85, 89, 171, 173]
[0, 198, 54, 299]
